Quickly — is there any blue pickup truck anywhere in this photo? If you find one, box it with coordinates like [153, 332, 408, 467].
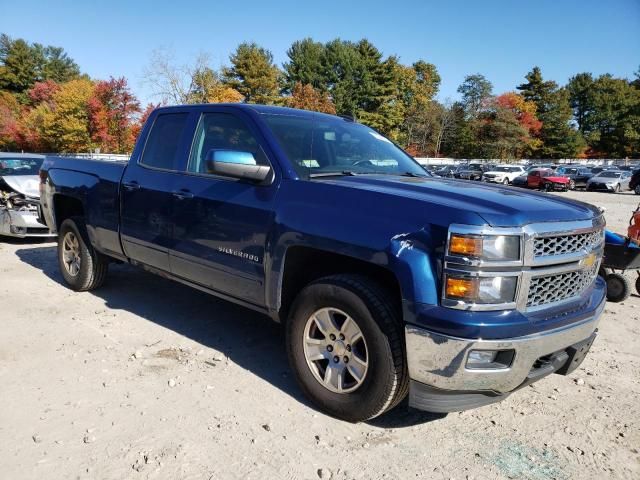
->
[40, 104, 606, 422]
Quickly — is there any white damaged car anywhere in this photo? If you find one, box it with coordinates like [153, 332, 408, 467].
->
[482, 165, 526, 185]
[0, 153, 55, 238]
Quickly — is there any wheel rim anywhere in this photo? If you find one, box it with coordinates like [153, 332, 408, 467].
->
[62, 232, 81, 277]
[303, 307, 369, 394]
[569, 180, 575, 189]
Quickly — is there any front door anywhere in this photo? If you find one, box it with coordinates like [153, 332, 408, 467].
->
[168, 111, 279, 306]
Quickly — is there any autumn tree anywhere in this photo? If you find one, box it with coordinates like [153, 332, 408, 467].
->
[287, 82, 336, 113]
[88, 77, 141, 153]
[0, 90, 20, 149]
[223, 42, 280, 104]
[41, 78, 95, 152]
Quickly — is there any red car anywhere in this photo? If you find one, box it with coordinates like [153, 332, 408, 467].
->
[526, 168, 571, 191]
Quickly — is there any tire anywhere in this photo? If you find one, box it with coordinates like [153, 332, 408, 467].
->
[569, 180, 576, 190]
[614, 183, 621, 193]
[544, 182, 553, 192]
[636, 275, 640, 296]
[605, 273, 631, 302]
[634, 185, 640, 195]
[286, 274, 408, 422]
[58, 217, 109, 291]
[502, 178, 509, 185]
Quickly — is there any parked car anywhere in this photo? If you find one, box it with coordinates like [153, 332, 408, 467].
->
[629, 169, 640, 194]
[586, 170, 631, 193]
[420, 164, 441, 175]
[434, 165, 457, 178]
[526, 168, 571, 191]
[555, 166, 593, 189]
[482, 165, 526, 185]
[40, 104, 606, 422]
[454, 163, 485, 180]
[511, 174, 529, 187]
[0, 153, 55, 238]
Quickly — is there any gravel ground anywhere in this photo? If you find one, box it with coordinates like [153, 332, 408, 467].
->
[0, 189, 639, 480]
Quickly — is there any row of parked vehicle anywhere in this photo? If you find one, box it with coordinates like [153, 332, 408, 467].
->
[426, 162, 640, 194]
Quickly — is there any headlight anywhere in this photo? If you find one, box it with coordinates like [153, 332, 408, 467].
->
[444, 275, 518, 304]
[449, 234, 520, 261]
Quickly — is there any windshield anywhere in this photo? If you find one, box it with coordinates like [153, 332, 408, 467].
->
[493, 166, 520, 172]
[596, 171, 621, 178]
[558, 167, 578, 174]
[0, 158, 44, 176]
[261, 113, 428, 178]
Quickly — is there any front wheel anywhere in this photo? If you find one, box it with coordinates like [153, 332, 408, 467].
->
[286, 275, 408, 422]
[569, 180, 576, 190]
[58, 217, 109, 291]
[502, 178, 509, 185]
[614, 183, 621, 193]
[544, 182, 553, 192]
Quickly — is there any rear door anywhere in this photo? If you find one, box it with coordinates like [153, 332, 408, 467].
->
[120, 111, 193, 272]
[168, 109, 279, 306]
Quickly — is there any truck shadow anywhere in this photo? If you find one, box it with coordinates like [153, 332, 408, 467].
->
[16, 245, 446, 428]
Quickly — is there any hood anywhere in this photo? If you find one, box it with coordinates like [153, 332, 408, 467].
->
[0, 175, 41, 198]
[546, 176, 570, 183]
[321, 175, 600, 227]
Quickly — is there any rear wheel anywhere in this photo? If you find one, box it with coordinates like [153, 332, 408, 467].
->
[606, 273, 630, 302]
[286, 274, 408, 422]
[58, 217, 109, 291]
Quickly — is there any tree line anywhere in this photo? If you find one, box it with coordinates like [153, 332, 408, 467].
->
[1, 33, 638, 158]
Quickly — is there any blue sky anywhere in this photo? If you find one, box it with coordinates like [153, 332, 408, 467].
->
[1, 0, 638, 105]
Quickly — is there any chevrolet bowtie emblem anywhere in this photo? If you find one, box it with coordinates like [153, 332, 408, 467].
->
[582, 252, 597, 268]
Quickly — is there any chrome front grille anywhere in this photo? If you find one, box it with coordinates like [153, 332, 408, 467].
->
[527, 265, 599, 308]
[533, 230, 604, 258]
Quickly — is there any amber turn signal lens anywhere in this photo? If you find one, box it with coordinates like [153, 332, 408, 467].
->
[445, 277, 478, 300]
[449, 235, 482, 257]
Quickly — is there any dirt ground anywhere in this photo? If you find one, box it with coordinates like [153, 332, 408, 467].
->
[1, 189, 639, 480]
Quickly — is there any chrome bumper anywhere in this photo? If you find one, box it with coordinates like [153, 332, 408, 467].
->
[405, 296, 604, 394]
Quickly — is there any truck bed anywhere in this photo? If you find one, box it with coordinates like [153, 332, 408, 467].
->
[41, 155, 128, 258]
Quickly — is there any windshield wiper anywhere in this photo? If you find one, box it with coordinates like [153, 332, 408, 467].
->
[309, 170, 359, 178]
[399, 171, 429, 178]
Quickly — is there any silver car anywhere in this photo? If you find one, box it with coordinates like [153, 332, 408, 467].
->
[1, 153, 55, 238]
[586, 170, 631, 193]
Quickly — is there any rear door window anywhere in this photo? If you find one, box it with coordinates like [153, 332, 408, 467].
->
[140, 113, 189, 170]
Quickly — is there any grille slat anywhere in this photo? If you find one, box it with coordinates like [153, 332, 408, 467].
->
[527, 266, 598, 308]
[533, 230, 604, 258]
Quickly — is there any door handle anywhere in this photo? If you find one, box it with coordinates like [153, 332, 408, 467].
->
[172, 190, 194, 200]
[122, 181, 141, 191]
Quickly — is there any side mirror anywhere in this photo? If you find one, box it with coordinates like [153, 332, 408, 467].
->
[205, 149, 272, 183]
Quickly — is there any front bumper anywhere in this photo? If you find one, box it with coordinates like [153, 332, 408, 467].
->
[405, 289, 605, 412]
[587, 183, 615, 191]
[0, 208, 55, 238]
